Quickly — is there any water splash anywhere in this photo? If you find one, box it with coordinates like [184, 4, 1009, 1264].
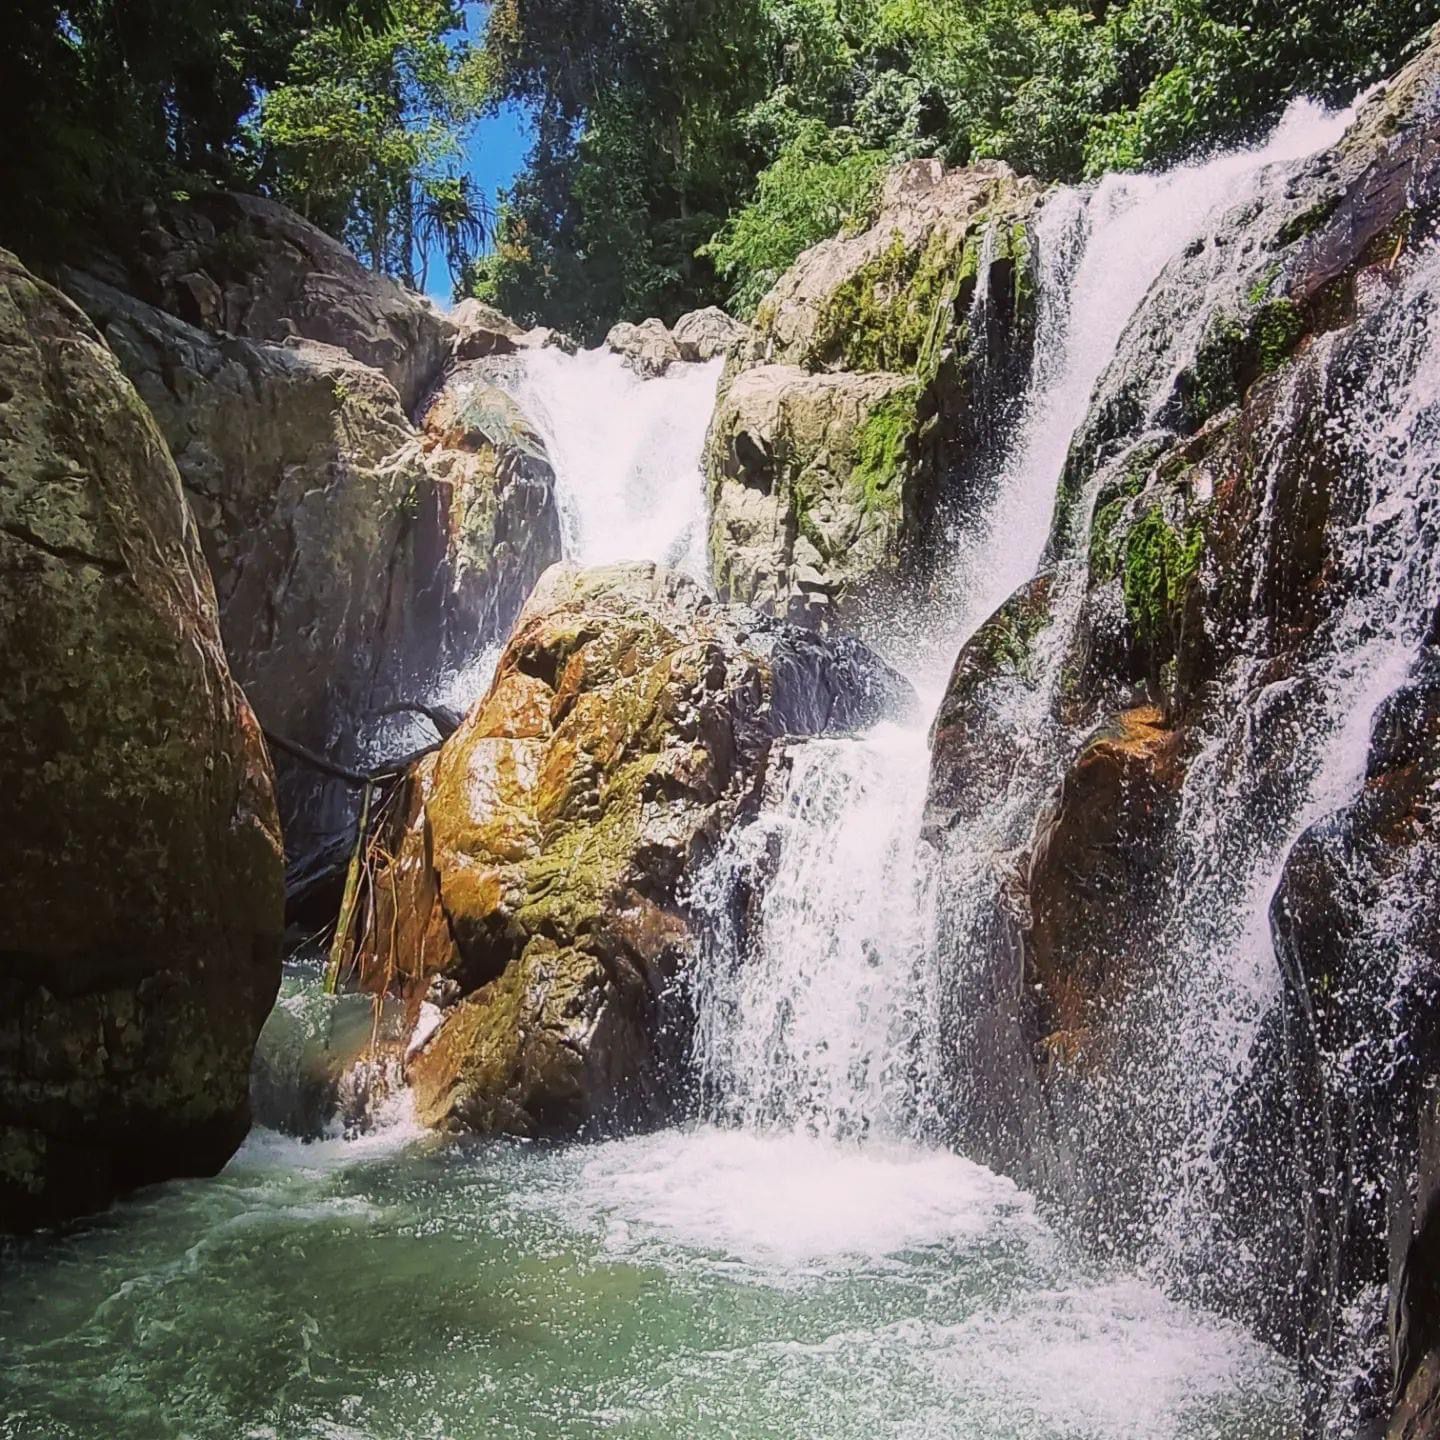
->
[1140, 241, 1440, 1271]
[692, 100, 1362, 1165]
[690, 726, 938, 1139]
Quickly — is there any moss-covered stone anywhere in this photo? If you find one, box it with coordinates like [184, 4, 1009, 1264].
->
[705, 364, 922, 624]
[354, 562, 912, 1137]
[0, 249, 285, 1233]
[850, 383, 922, 515]
[1121, 504, 1207, 649]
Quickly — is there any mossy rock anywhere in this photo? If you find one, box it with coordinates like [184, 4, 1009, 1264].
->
[355, 562, 912, 1137]
[0, 249, 285, 1232]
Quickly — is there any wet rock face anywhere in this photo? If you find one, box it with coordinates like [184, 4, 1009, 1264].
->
[1230, 655, 1440, 1435]
[1023, 707, 1184, 1070]
[0, 251, 285, 1232]
[706, 365, 921, 625]
[708, 159, 1043, 625]
[926, 573, 1055, 829]
[66, 271, 563, 905]
[354, 562, 912, 1138]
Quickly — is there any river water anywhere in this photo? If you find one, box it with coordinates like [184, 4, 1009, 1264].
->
[1, 102, 1381, 1440]
[0, 1059, 1294, 1439]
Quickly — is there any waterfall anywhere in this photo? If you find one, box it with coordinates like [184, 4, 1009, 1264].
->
[689, 724, 938, 1139]
[423, 347, 723, 718]
[1141, 241, 1440, 1274]
[507, 346, 724, 576]
[690, 99, 1362, 1165]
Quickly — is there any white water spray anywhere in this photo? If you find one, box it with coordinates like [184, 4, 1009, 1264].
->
[692, 100, 1361, 1166]
[508, 346, 723, 576]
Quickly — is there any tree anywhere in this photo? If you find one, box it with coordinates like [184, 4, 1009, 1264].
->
[256, 0, 489, 286]
[470, 0, 1440, 337]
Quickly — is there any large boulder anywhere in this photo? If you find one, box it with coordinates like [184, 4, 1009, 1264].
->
[706, 365, 921, 625]
[450, 298, 578, 361]
[708, 159, 1043, 624]
[749, 160, 1039, 373]
[672, 306, 748, 362]
[0, 252, 285, 1231]
[353, 562, 912, 1136]
[95, 190, 453, 413]
[66, 272, 563, 903]
[605, 318, 682, 377]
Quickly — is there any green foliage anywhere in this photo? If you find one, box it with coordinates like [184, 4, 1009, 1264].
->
[701, 123, 887, 317]
[477, 0, 1439, 334]
[850, 385, 921, 514]
[3, 0, 487, 291]
[2, 0, 291, 259]
[257, 0, 486, 286]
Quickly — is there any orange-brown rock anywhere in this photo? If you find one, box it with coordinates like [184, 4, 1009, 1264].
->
[1025, 706, 1184, 1069]
[356, 561, 911, 1136]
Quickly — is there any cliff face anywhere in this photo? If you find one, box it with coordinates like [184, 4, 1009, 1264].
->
[65, 197, 564, 905]
[0, 251, 285, 1232]
[922, 30, 1440, 1434]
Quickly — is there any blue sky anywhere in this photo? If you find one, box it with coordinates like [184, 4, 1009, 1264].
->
[423, 5, 535, 303]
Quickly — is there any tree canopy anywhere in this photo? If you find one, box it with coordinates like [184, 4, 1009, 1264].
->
[470, 0, 1440, 338]
[4, 0, 1437, 328]
[1, 0, 488, 289]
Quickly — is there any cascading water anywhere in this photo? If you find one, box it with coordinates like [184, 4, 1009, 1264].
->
[421, 346, 724, 727]
[1138, 240, 1440, 1270]
[692, 97, 1361, 1157]
[690, 724, 939, 1138]
[508, 346, 724, 575]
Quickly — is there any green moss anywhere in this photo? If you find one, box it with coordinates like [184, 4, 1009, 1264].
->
[1185, 290, 1309, 425]
[1256, 298, 1304, 373]
[1088, 452, 1156, 582]
[1121, 504, 1206, 647]
[808, 224, 974, 378]
[1275, 195, 1339, 248]
[850, 386, 920, 516]
[1186, 312, 1249, 425]
[977, 593, 1050, 680]
[1006, 219, 1034, 313]
[1090, 495, 1132, 583]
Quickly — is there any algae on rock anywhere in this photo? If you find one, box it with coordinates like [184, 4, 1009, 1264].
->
[707, 158, 1044, 626]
